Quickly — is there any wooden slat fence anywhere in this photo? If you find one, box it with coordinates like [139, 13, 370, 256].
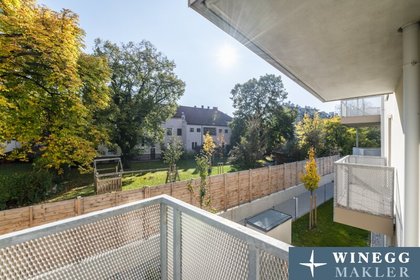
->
[0, 155, 339, 235]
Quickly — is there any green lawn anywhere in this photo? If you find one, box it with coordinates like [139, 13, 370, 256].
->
[292, 199, 370, 247]
[47, 159, 237, 202]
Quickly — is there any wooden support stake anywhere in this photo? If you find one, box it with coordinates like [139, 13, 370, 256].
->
[29, 206, 33, 227]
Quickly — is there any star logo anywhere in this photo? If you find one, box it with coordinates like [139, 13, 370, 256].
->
[299, 250, 327, 278]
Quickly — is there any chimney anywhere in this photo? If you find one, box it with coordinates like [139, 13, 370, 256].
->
[213, 107, 218, 111]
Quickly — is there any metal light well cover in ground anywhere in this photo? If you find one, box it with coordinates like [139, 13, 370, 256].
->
[246, 209, 292, 232]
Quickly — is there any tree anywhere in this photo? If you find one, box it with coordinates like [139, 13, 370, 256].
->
[0, 0, 111, 173]
[193, 132, 216, 207]
[229, 116, 266, 168]
[358, 126, 381, 148]
[202, 132, 215, 164]
[301, 147, 321, 229]
[94, 39, 185, 167]
[195, 153, 210, 208]
[163, 137, 183, 183]
[229, 74, 294, 163]
[295, 113, 325, 156]
[323, 116, 354, 155]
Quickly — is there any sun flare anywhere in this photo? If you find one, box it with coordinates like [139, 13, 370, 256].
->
[216, 44, 238, 69]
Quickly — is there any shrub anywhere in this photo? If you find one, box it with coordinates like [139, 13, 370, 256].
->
[0, 170, 53, 210]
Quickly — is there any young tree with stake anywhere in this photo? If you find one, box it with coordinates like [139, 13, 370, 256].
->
[301, 147, 320, 229]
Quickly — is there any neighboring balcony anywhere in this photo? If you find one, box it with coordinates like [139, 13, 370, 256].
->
[334, 155, 394, 236]
[340, 96, 382, 126]
[0, 195, 289, 280]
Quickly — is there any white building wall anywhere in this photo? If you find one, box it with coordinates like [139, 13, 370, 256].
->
[184, 125, 231, 152]
[383, 79, 405, 246]
[163, 118, 184, 146]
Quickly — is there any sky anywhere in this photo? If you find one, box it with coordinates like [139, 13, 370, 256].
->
[39, 0, 338, 116]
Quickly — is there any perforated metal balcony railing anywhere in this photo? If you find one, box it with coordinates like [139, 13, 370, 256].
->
[0, 195, 290, 280]
[335, 155, 394, 218]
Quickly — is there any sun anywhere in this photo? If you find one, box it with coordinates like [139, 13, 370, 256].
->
[216, 44, 238, 69]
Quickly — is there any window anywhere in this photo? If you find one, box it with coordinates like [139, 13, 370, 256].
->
[225, 129, 228, 134]
[203, 127, 216, 136]
[190, 127, 194, 133]
[218, 129, 223, 134]
[177, 128, 182, 136]
[192, 142, 197, 149]
[166, 128, 172, 136]
[196, 128, 201, 133]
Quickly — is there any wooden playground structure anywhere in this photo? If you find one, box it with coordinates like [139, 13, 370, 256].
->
[93, 157, 124, 194]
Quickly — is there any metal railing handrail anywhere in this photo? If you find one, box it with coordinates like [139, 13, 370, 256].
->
[0, 194, 290, 261]
[335, 155, 394, 170]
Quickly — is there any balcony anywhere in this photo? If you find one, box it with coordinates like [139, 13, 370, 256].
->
[340, 96, 382, 126]
[334, 155, 394, 236]
[0, 195, 289, 280]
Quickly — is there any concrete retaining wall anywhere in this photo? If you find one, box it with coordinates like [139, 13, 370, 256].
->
[218, 173, 334, 223]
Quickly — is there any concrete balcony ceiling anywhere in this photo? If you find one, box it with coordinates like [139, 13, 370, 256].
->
[189, 0, 420, 101]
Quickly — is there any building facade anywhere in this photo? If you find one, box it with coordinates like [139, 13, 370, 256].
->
[163, 105, 232, 152]
[190, 0, 420, 246]
[135, 105, 232, 160]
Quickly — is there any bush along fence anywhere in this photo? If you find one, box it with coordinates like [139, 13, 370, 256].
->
[0, 155, 339, 235]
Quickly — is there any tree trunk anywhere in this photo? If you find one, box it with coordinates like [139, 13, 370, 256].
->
[309, 191, 313, 229]
[314, 193, 317, 227]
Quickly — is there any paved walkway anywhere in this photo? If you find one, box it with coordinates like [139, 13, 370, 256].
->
[239, 182, 334, 225]
[273, 182, 334, 221]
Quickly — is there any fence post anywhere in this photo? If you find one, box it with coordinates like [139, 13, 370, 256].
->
[223, 173, 227, 211]
[113, 192, 118, 206]
[29, 206, 33, 227]
[237, 172, 240, 207]
[295, 162, 298, 185]
[268, 166, 272, 194]
[282, 164, 286, 189]
[74, 196, 83, 215]
[248, 169, 252, 202]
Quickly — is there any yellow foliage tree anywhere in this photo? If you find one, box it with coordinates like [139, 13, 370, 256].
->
[193, 132, 216, 208]
[0, 0, 111, 173]
[202, 132, 215, 158]
[301, 147, 321, 229]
